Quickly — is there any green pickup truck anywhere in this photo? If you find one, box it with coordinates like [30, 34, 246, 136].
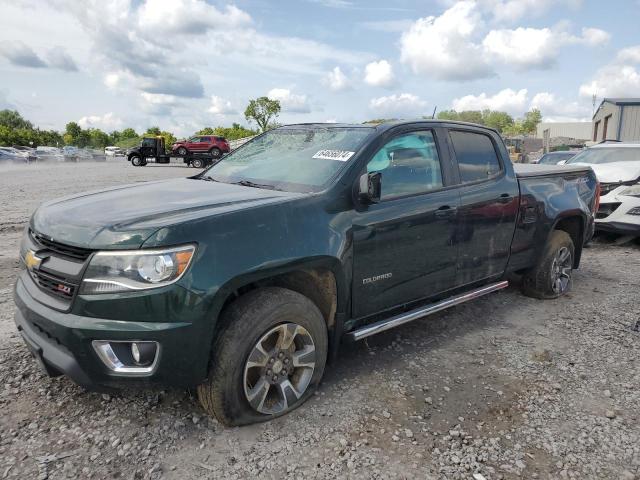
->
[14, 121, 598, 425]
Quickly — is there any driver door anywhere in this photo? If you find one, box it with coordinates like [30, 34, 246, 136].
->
[352, 129, 460, 319]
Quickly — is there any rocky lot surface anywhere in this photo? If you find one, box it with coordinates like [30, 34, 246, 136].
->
[0, 160, 638, 479]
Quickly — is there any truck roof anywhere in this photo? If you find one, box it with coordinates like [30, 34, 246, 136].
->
[279, 120, 500, 135]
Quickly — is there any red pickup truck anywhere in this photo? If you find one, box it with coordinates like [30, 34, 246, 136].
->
[171, 135, 230, 158]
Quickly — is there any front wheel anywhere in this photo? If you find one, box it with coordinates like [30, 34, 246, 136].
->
[522, 230, 575, 299]
[176, 147, 188, 156]
[130, 155, 142, 166]
[197, 287, 328, 426]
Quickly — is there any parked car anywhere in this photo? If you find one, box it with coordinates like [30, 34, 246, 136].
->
[562, 142, 640, 195]
[12, 145, 37, 162]
[0, 147, 28, 163]
[63, 146, 79, 162]
[171, 135, 230, 158]
[535, 150, 580, 165]
[595, 183, 640, 235]
[105, 146, 123, 156]
[15, 121, 598, 426]
[35, 146, 64, 162]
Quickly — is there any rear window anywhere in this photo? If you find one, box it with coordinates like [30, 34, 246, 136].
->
[449, 130, 502, 183]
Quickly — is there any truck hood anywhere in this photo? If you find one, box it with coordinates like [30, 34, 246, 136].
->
[31, 178, 304, 249]
[570, 161, 640, 183]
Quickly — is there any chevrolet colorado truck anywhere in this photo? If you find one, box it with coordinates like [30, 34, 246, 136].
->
[14, 121, 598, 426]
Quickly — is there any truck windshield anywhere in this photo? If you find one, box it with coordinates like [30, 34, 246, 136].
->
[567, 147, 640, 164]
[202, 127, 374, 192]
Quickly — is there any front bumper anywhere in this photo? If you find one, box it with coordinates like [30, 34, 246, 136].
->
[13, 273, 214, 390]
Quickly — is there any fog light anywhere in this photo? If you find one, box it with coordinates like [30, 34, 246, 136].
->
[131, 342, 156, 365]
[92, 340, 160, 374]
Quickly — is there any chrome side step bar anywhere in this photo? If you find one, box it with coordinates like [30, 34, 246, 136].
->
[347, 280, 509, 341]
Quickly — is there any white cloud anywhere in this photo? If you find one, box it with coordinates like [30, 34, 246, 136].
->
[208, 95, 236, 115]
[323, 66, 351, 91]
[369, 93, 426, 116]
[399, 1, 609, 80]
[364, 60, 395, 87]
[579, 44, 640, 98]
[452, 88, 529, 115]
[104, 72, 122, 89]
[136, 1, 251, 36]
[267, 88, 311, 113]
[480, 0, 583, 23]
[530, 92, 590, 121]
[78, 112, 122, 130]
[400, 1, 492, 81]
[483, 28, 557, 69]
[141, 92, 178, 105]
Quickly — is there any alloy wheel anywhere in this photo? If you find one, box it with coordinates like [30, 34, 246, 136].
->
[243, 323, 316, 415]
[551, 246, 572, 294]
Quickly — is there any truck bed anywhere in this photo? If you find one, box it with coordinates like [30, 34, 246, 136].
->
[514, 163, 593, 178]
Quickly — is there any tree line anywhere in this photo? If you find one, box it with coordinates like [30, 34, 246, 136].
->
[0, 110, 261, 150]
[0, 100, 542, 150]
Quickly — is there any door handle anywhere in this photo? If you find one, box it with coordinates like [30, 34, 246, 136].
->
[435, 205, 458, 217]
[497, 193, 511, 204]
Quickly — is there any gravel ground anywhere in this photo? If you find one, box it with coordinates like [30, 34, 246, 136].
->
[0, 160, 638, 480]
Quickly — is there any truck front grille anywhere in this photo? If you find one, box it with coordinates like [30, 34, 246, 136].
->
[30, 230, 93, 260]
[30, 270, 77, 300]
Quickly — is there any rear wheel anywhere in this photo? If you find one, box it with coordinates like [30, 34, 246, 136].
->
[522, 230, 574, 299]
[191, 158, 204, 168]
[209, 147, 222, 158]
[197, 287, 328, 426]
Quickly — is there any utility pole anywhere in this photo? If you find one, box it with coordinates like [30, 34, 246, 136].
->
[592, 93, 597, 117]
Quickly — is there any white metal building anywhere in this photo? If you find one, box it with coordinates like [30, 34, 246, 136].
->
[536, 122, 592, 140]
[592, 98, 640, 142]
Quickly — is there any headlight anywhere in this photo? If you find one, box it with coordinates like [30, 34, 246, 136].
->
[80, 244, 196, 294]
[619, 184, 640, 198]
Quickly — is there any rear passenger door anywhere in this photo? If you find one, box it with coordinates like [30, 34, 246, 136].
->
[447, 129, 519, 285]
[351, 128, 460, 319]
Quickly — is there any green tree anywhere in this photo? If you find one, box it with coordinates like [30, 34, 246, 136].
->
[196, 127, 215, 135]
[0, 110, 33, 130]
[437, 110, 484, 125]
[88, 128, 110, 149]
[522, 108, 542, 134]
[120, 128, 138, 139]
[482, 110, 514, 133]
[145, 126, 161, 136]
[244, 97, 281, 132]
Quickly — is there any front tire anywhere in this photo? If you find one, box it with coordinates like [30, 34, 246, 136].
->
[130, 155, 142, 166]
[177, 147, 188, 156]
[522, 230, 575, 299]
[198, 287, 328, 426]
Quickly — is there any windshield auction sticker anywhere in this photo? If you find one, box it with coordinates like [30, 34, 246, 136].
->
[312, 150, 355, 161]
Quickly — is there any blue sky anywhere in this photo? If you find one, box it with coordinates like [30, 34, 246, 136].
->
[1, 0, 639, 136]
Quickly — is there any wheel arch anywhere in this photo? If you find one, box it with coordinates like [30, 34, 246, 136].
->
[206, 256, 349, 361]
[551, 213, 585, 268]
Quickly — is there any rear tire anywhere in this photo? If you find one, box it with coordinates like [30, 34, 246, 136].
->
[209, 147, 222, 158]
[192, 158, 204, 168]
[197, 287, 328, 426]
[522, 230, 575, 299]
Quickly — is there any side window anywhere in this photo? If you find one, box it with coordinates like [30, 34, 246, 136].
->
[366, 130, 443, 200]
[449, 130, 502, 183]
[189, 137, 201, 143]
[142, 138, 155, 147]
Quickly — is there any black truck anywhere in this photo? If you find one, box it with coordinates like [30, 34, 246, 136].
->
[126, 136, 216, 168]
[14, 121, 598, 426]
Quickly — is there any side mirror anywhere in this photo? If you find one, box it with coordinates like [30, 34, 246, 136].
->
[358, 172, 382, 204]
